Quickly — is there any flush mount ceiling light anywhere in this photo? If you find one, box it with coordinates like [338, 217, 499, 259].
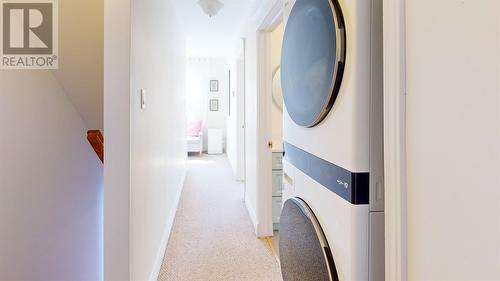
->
[197, 0, 224, 17]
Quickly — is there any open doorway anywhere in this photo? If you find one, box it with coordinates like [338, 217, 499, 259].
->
[184, 46, 247, 186]
[268, 22, 285, 254]
[186, 57, 228, 157]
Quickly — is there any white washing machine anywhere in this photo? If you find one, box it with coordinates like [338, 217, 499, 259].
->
[279, 0, 385, 280]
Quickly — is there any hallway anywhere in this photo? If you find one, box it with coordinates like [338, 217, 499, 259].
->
[158, 155, 282, 281]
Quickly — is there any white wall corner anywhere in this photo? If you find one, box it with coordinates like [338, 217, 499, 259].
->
[383, 0, 408, 280]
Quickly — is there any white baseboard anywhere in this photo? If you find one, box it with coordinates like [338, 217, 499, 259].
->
[245, 196, 258, 236]
[148, 168, 186, 281]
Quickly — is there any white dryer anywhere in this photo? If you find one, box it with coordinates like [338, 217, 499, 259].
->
[279, 0, 385, 280]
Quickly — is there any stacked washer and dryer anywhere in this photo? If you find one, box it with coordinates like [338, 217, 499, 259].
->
[278, 0, 385, 280]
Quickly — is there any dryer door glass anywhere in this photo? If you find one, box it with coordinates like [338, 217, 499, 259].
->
[279, 198, 339, 281]
[281, 0, 345, 127]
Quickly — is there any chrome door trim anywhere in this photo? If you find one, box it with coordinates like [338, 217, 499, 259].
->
[308, 0, 346, 127]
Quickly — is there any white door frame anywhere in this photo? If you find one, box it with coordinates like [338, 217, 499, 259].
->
[236, 39, 246, 183]
[255, 0, 283, 238]
[383, 0, 408, 279]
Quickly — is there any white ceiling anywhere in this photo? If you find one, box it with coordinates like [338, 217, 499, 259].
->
[172, 0, 263, 57]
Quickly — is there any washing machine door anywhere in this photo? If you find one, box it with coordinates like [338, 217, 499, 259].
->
[279, 197, 339, 281]
[281, 0, 346, 127]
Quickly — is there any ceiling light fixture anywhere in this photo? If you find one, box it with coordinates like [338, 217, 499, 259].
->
[197, 0, 224, 18]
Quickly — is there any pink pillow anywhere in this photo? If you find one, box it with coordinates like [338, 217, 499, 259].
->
[187, 120, 202, 137]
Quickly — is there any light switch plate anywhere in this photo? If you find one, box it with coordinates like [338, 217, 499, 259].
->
[140, 89, 146, 109]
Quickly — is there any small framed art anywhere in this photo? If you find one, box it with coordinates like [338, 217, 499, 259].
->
[210, 80, 219, 92]
[209, 99, 219, 111]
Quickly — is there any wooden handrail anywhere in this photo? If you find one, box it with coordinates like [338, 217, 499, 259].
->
[87, 130, 104, 163]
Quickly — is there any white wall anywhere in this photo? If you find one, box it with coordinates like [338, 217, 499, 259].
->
[130, 0, 187, 279]
[239, 0, 281, 234]
[104, 0, 131, 279]
[270, 22, 284, 151]
[186, 57, 228, 151]
[242, 21, 260, 230]
[105, 0, 187, 280]
[0, 0, 104, 278]
[0, 71, 103, 280]
[53, 0, 104, 130]
[405, 1, 500, 280]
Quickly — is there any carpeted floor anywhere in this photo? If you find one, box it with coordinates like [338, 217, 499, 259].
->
[158, 154, 283, 281]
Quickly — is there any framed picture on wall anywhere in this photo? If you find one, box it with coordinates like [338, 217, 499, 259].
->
[209, 99, 219, 111]
[210, 80, 219, 92]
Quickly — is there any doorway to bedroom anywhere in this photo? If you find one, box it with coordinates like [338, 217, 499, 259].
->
[186, 57, 229, 158]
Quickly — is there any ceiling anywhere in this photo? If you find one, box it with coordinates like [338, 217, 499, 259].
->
[172, 0, 263, 57]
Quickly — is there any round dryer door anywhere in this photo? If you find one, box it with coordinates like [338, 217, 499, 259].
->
[281, 0, 346, 127]
[279, 198, 339, 281]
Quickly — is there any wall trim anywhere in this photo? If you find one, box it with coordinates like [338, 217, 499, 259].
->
[148, 167, 187, 281]
[383, 0, 408, 280]
[245, 196, 259, 235]
[254, 0, 284, 239]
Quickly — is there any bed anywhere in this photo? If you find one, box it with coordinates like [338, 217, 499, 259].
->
[187, 120, 203, 156]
